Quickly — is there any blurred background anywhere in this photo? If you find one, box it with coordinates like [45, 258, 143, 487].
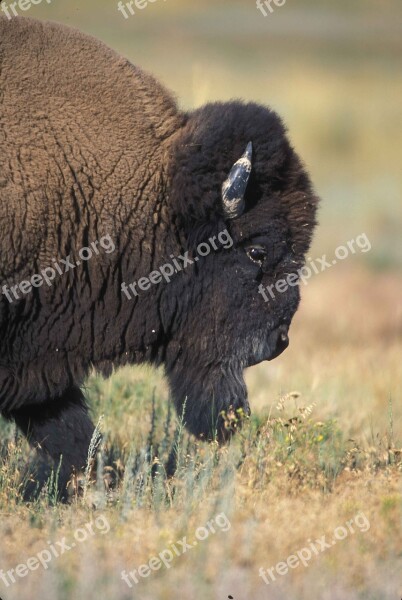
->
[25, 0, 402, 438]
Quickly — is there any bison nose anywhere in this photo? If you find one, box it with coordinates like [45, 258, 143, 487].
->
[268, 325, 289, 360]
[277, 326, 289, 352]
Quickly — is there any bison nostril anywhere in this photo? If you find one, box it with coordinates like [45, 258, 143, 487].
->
[273, 325, 289, 357]
[277, 333, 289, 350]
[267, 327, 289, 361]
[278, 324, 289, 344]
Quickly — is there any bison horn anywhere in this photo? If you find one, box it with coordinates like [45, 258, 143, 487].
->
[222, 141, 253, 219]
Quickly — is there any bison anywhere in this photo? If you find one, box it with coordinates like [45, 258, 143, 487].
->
[0, 17, 319, 497]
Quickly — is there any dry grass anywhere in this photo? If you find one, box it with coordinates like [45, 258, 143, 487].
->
[0, 265, 401, 600]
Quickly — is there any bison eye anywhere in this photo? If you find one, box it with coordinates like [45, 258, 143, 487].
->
[246, 245, 267, 265]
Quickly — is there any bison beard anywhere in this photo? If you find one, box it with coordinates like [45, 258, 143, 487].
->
[168, 361, 249, 442]
[0, 17, 319, 499]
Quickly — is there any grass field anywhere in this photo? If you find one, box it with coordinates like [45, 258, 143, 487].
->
[1, 1, 401, 599]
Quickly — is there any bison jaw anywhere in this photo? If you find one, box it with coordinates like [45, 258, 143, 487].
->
[167, 360, 250, 443]
[165, 323, 291, 442]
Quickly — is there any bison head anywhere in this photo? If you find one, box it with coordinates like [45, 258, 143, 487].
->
[162, 101, 319, 441]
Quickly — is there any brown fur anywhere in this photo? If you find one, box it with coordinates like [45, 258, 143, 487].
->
[0, 17, 318, 498]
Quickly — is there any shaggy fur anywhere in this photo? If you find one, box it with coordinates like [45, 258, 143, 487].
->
[0, 17, 318, 496]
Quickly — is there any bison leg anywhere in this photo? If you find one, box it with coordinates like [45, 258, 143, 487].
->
[10, 386, 96, 500]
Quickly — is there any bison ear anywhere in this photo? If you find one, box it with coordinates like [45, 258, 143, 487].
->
[222, 141, 253, 219]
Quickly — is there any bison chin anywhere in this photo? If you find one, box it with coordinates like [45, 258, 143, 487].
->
[167, 362, 250, 443]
